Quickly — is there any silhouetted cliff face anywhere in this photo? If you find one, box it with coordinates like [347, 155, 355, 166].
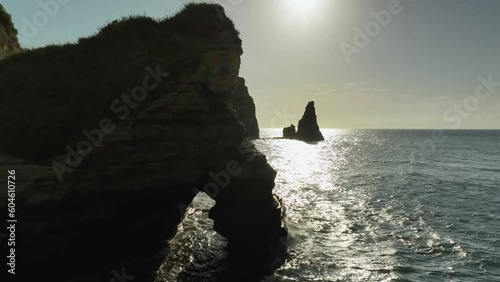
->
[0, 4, 20, 59]
[297, 101, 324, 141]
[0, 4, 285, 281]
[231, 77, 260, 138]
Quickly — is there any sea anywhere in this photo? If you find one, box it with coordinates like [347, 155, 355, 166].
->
[156, 129, 500, 282]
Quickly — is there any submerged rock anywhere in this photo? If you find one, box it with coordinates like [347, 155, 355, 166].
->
[0, 4, 285, 281]
[282, 101, 324, 141]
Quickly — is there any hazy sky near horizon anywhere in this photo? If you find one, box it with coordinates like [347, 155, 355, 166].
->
[2, 0, 500, 129]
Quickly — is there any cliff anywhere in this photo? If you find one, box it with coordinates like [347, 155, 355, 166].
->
[0, 4, 21, 59]
[0, 4, 285, 281]
[231, 77, 260, 138]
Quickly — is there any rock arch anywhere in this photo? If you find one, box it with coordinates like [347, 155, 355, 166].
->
[0, 4, 286, 281]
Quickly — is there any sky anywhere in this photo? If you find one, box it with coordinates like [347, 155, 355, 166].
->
[2, 0, 500, 129]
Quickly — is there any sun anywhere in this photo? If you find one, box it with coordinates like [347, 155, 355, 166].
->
[291, 0, 318, 11]
[289, 0, 323, 17]
[277, 0, 329, 32]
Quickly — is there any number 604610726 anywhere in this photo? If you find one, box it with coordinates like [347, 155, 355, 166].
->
[8, 170, 15, 188]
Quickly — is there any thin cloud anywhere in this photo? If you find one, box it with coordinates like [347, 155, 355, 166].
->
[398, 93, 415, 98]
[433, 95, 451, 100]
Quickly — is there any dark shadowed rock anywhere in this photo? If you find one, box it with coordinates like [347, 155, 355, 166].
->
[0, 4, 285, 282]
[296, 101, 324, 141]
[0, 4, 21, 59]
[231, 77, 260, 138]
[283, 124, 296, 139]
[282, 102, 324, 142]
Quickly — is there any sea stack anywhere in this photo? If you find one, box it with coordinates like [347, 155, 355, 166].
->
[282, 101, 324, 141]
[283, 124, 296, 139]
[296, 101, 324, 141]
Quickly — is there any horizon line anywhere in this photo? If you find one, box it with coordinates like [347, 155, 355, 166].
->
[261, 128, 500, 131]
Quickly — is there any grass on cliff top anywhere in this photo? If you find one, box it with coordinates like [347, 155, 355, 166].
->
[0, 3, 239, 161]
[85, 3, 237, 42]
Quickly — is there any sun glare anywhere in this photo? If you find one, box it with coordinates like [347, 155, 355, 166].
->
[290, 0, 323, 17]
[282, 0, 328, 28]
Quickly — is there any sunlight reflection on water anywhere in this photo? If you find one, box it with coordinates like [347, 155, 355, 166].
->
[254, 129, 399, 281]
[157, 129, 500, 282]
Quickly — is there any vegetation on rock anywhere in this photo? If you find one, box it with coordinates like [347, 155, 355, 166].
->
[0, 3, 21, 59]
[0, 3, 240, 160]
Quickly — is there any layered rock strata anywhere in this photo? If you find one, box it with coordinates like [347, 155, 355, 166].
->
[0, 4, 285, 281]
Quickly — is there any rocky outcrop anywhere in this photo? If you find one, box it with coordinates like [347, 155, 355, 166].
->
[0, 4, 20, 59]
[297, 101, 324, 141]
[0, 4, 285, 282]
[282, 101, 324, 141]
[231, 77, 259, 138]
[283, 124, 296, 139]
